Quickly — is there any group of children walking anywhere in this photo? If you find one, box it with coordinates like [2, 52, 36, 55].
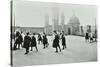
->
[13, 30, 67, 54]
[85, 31, 97, 43]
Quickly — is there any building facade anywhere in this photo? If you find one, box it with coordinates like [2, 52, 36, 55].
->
[45, 14, 81, 35]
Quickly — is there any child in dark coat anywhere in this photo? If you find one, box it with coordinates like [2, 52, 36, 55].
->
[30, 33, 38, 51]
[53, 31, 61, 53]
[23, 32, 31, 54]
[61, 31, 66, 50]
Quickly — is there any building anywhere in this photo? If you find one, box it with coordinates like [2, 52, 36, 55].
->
[13, 26, 44, 34]
[12, 7, 96, 36]
[45, 13, 81, 35]
[67, 16, 80, 35]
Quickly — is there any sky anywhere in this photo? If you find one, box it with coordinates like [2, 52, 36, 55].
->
[12, 0, 97, 27]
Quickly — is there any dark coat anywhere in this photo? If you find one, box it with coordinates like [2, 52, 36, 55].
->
[43, 35, 48, 44]
[19, 35, 23, 43]
[14, 32, 20, 44]
[15, 32, 20, 37]
[53, 34, 60, 48]
[15, 37, 20, 44]
[85, 32, 89, 39]
[61, 35, 66, 45]
[23, 35, 31, 48]
[38, 34, 42, 41]
[30, 36, 37, 47]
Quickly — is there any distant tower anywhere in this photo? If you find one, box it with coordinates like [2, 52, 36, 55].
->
[44, 14, 49, 34]
[95, 18, 97, 33]
[87, 25, 91, 33]
[80, 26, 84, 36]
[52, 6, 59, 31]
[61, 12, 65, 31]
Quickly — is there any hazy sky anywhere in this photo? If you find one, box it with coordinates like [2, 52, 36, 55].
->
[12, 0, 97, 27]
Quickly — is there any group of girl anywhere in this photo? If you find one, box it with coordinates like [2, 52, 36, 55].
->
[13, 30, 67, 54]
[85, 31, 97, 43]
[52, 30, 67, 53]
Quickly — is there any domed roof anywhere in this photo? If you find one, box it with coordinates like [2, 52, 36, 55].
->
[68, 16, 80, 24]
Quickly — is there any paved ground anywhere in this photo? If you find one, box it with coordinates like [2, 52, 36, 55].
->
[12, 35, 97, 66]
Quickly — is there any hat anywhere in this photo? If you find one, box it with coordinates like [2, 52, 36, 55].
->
[33, 33, 35, 35]
[26, 32, 29, 35]
[53, 30, 57, 34]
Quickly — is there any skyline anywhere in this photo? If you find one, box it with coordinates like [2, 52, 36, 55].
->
[12, 0, 97, 27]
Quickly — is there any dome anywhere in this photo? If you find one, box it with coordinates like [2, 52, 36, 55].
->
[68, 16, 80, 24]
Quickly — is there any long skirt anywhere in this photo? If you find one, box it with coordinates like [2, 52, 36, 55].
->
[53, 40, 59, 48]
